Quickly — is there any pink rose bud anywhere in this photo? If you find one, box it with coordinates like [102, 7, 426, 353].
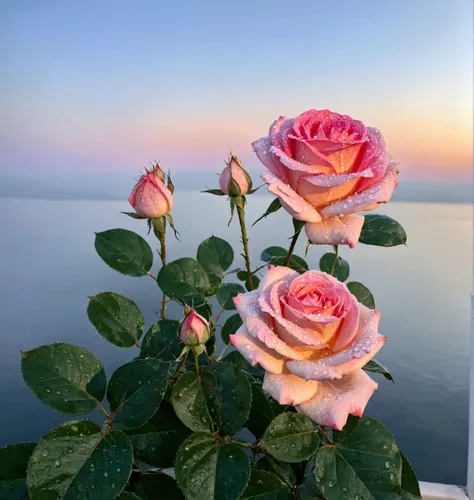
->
[180, 308, 210, 346]
[128, 163, 174, 218]
[219, 155, 252, 196]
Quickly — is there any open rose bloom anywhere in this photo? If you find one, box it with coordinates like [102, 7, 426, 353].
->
[252, 109, 399, 247]
[230, 266, 386, 430]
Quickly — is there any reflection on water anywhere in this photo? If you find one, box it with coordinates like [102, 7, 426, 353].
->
[0, 194, 471, 484]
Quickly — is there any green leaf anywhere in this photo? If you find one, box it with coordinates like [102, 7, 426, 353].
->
[245, 385, 275, 438]
[87, 292, 144, 347]
[27, 420, 133, 500]
[140, 320, 182, 361]
[0, 442, 36, 500]
[260, 247, 308, 274]
[107, 359, 170, 430]
[132, 472, 184, 499]
[216, 283, 246, 310]
[253, 198, 282, 226]
[261, 246, 287, 262]
[347, 281, 376, 309]
[236, 270, 248, 281]
[197, 236, 234, 292]
[315, 415, 402, 497]
[94, 228, 153, 277]
[224, 351, 265, 379]
[202, 361, 252, 435]
[241, 470, 290, 500]
[363, 359, 394, 382]
[158, 257, 212, 300]
[262, 413, 319, 462]
[21, 343, 106, 414]
[171, 372, 213, 432]
[315, 446, 373, 499]
[245, 275, 260, 291]
[359, 215, 407, 247]
[175, 432, 251, 500]
[319, 253, 350, 281]
[127, 401, 191, 467]
[400, 450, 421, 497]
[221, 314, 243, 345]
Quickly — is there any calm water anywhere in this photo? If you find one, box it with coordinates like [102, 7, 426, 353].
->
[0, 194, 471, 485]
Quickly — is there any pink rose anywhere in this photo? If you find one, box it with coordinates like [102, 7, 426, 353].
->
[230, 265, 386, 430]
[180, 309, 210, 346]
[252, 109, 399, 247]
[219, 155, 252, 196]
[128, 164, 174, 218]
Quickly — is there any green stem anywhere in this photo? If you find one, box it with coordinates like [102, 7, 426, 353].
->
[159, 222, 167, 319]
[236, 201, 253, 290]
[193, 348, 200, 377]
[170, 352, 188, 384]
[285, 230, 302, 266]
[330, 245, 339, 276]
[216, 344, 229, 361]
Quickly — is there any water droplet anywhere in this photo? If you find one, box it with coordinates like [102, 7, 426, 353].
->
[328, 480, 335, 488]
[54, 459, 61, 467]
[41, 449, 49, 457]
[384, 461, 391, 469]
[104, 472, 108, 478]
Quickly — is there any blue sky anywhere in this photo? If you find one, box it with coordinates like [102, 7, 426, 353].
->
[1, 0, 472, 179]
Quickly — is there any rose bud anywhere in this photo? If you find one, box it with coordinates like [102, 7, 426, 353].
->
[180, 308, 210, 346]
[219, 155, 252, 196]
[128, 163, 174, 218]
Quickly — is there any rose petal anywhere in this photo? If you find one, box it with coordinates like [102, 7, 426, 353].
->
[230, 326, 285, 374]
[302, 167, 374, 188]
[356, 128, 389, 192]
[258, 265, 299, 294]
[288, 138, 335, 173]
[270, 117, 295, 157]
[321, 164, 398, 218]
[325, 142, 365, 174]
[252, 137, 289, 182]
[263, 370, 319, 405]
[296, 370, 378, 430]
[258, 288, 328, 349]
[271, 145, 333, 175]
[286, 359, 343, 381]
[330, 293, 360, 352]
[233, 286, 305, 361]
[305, 215, 365, 248]
[262, 171, 322, 223]
[322, 311, 386, 375]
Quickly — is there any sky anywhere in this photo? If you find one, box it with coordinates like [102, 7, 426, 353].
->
[1, 0, 472, 181]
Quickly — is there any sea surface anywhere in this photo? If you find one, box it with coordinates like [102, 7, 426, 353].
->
[0, 193, 471, 485]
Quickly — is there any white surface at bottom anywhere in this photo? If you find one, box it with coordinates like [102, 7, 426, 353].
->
[420, 481, 469, 499]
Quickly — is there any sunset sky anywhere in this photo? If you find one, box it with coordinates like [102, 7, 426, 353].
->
[1, 0, 472, 180]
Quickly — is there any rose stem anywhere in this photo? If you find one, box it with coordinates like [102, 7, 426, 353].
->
[285, 229, 302, 266]
[236, 199, 254, 290]
[159, 220, 167, 318]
